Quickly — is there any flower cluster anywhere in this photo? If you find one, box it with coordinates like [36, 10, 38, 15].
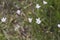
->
[32, 0, 47, 24]
[36, 0, 47, 9]
[0, 0, 59, 28]
[28, 18, 41, 24]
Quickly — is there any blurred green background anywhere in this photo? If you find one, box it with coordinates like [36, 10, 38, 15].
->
[0, 0, 60, 40]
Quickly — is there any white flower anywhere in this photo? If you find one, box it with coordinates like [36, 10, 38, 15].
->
[43, 1, 47, 4]
[36, 4, 41, 9]
[1, 17, 7, 22]
[16, 10, 21, 15]
[58, 24, 60, 28]
[14, 24, 20, 31]
[28, 18, 32, 23]
[36, 18, 41, 24]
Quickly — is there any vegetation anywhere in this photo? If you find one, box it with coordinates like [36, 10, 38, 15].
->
[0, 0, 60, 40]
